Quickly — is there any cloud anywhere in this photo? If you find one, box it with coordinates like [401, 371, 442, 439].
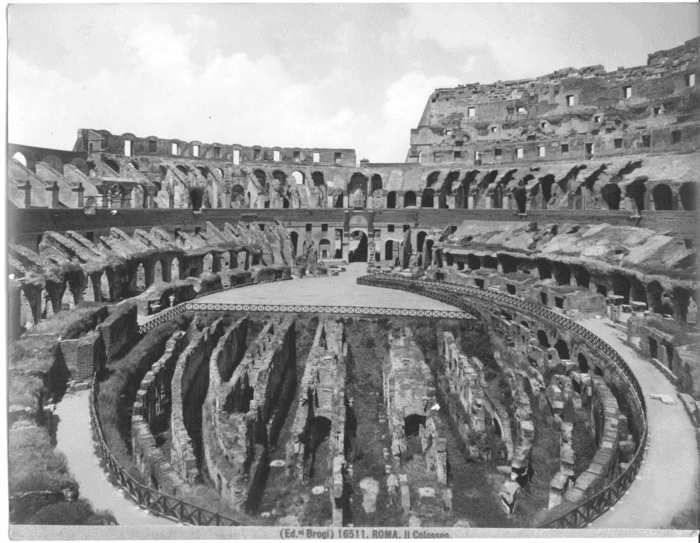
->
[363, 71, 460, 162]
[322, 23, 352, 55]
[8, 20, 368, 157]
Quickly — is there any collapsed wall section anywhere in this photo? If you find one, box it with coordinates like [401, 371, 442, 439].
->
[202, 316, 296, 511]
[286, 319, 349, 526]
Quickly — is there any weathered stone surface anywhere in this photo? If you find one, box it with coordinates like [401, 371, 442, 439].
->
[359, 477, 379, 514]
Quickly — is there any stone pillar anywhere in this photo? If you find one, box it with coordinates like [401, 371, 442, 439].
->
[122, 190, 132, 209]
[20, 180, 32, 209]
[223, 189, 231, 209]
[342, 211, 350, 261]
[212, 254, 223, 273]
[169, 192, 175, 209]
[9, 288, 22, 340]
[102, 192, 110, 208]
[47, 181, 60, 209]
[468, 196, 474, 209]
[146, 193, 154, 209]
[73, 182, 85, 208]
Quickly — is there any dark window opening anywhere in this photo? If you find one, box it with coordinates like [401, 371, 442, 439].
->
[254, 148, 261, 161]
[555, 297, 564, 309]
[293, 150, 300, 162]
[596, 284, 608, 297]
[194, 227, 201, 235]
[672, 131, 682, 144]
[86, 232, 94, 242]
[614, 138, 623, 149]
[642, 135, 651, 148]
[388, 225, 394, 232]
[475, 278, 485, 290]
[454, 150, 462, 160]
[540, 292, 548, 305]
[507, 284, 516, 295]
[306, 223, 312, 232]
[214, 146, 221, 159]
[334, 152, 342, 164]
[403, 225, 410, 232]
[321, 224, 328, 232]
[149, 140, 157, 153]
[495, 148, 502, 157]
[561, 143, 569, 153]
[684, 239, 693, 249]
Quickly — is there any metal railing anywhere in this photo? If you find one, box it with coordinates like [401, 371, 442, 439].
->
[89, 379, 243, 526]
[357, 273, 648, 529]
[137, 302, 474, 335]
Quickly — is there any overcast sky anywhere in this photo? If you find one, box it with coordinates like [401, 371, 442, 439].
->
[8, 3, 699, 163]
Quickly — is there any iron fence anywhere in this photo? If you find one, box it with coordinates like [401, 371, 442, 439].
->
[88, 379, 243, 526]
[136, 302, 474, 334]
[357, 273, 648, 529]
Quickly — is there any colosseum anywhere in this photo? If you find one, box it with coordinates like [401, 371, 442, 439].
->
[7, 21, 700, 535]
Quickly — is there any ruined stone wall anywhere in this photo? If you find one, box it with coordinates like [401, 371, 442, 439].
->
[99, 302, 137, 361]
[384, 327, 447, 483]
[409, 38, 700, 164]
[286, 319, 348, 526]
[131, 330, 189, 495]
[170, 317, 227, 483]
[202, 316, 296, 511]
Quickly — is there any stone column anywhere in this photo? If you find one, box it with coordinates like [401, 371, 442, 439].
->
[223, 189, 232, 209]
[73, 182, 85, 208]
[9, 288, 22, 339]
[20, 180, 32, 208]
[47, 181, 60, 209]
[169, 192, 175, 209]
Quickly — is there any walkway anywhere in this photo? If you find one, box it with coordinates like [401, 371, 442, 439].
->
[581, 318, 700, 529]
[196, 263, 458, 310]
[54, 390, 173, 525]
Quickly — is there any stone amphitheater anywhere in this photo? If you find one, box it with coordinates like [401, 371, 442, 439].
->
[7, 37, 700, 531]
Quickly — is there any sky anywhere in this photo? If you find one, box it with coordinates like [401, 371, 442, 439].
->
[7, 3, 700, 163]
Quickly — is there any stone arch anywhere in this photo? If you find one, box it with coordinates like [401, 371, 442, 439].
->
[370, 174, 383, 194]
[652, 183, 672, 210]
[319, 239, 331, 259]
[426, 239, 434, 266]
[538, 259, 552, 280]
[513, 187, 527, 213]
[189, 187, 204, 211]
[348, 173, 368, 195]
[421, 188, 435, 208]
[679, 182, 696, 211]
[70, 158, 89, 176]
[626, 177, 646, 212]
[404, 191, 417, 208]
[348, 230, 368, 263]
[154, 260, 163, 283]
[176, 164, 188, 176]
[136, 263, 146, 290]
[387, 191, 397, 209]
[171, 257, 181, 281]
[552, 262, 571, 286]
[104, 158, 120, 174]
[385, 239, 394, 261]
[554, 339, 570, 360]
[601, 183, 622, 210]
[539, 174, 556, 205]
[12, 152, 27, 167]
[574, 266, 590, 288]
[238, 251, 249, 270]
[537, 330, 550, 348]
[42, 155, 63, 173]
[426, 171, 440, 188]
[578, 353, 589, 373]
[594, 366, 604, 378]
[417, 231, 427, 253]
[467, 254, 480, 270]
[253, 169, 267, 189]
[203, 253, 214, 274]
[290, 231, 299, 255]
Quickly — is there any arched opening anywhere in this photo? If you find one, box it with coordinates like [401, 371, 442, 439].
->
[203, 253, 214, 274]
[537, 330, 550, 348]
[513, 187, 527, 213]
[594, 367, 604, 378]
[136, 263, 146, 290]
[649, 337, 658, 359]
[404, 414, 426, 458]
[333, 192, 344, 208]
[290, 232, 299, 255]
[652, 184, 672, 211]
[176, 164, 188, 176]
[540, 175, 555, 205]
[553, 262, 571, 286]
[426, 171, 440, 188]
[612, 275, 631, 303]
[238, 251, 249, 270]
[404, 191, 417, 208]
[467, 254, 481, 270]
[578, 353, 589, 373]
[104, 159, 120, 175]
[385, 239, 394, 262]
[417, 231, 427, 253]
[601, 183, 622, 210]
[371, 174, 383, 194]
[426, 239, 434, 266]
[349, 173, 369, 207]
[538, 260, 552, 280]
[387, 191, 397, 209]
[493, 418, 502, 438]
[171, 258, 180, 281]
[189, 187, 204, 211]
[626, 177, 646, 212]
[421, 188, 435, 208]
[154, 261, 163, 283]
[679, 182, 696, 211]
[574, 267, 590, 288]
[319, 239, 331, 259]
[282, 197, 290, 208]
[253, 169, 267, 188]
[12, 152, 27, 167]
[293, 171, 305, 185]
[308, 416, 332, 482]
[484, 256, 498, 269]
[348, 231, 368, 263]
[554, 340, 570, 360]
[665, 343, 674, 371]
